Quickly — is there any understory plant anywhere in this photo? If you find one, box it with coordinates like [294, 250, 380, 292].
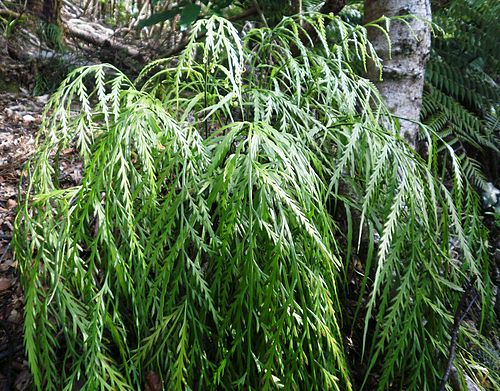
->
[422, 0, 500, 189]
[14, 13, 495, 390]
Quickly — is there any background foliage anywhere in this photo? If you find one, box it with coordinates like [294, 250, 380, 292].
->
[423, 0, 500, 190]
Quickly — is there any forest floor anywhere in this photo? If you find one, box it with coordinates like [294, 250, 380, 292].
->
[0, 5, 121, 387]
[0, 90, 43, 390]
[0, 1, 149, 386]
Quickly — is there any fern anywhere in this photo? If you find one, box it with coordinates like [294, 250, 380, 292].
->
[422, 0, 500, 190]
[14, 13, 494, 390]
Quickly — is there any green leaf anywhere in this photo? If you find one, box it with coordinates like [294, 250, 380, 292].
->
[137, 9, 180, 29]
[179, 3, 201, 29]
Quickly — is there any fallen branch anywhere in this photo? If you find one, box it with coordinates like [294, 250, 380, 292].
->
[0, 242, 11, 263]
[0, 8, 20, 19]
[65, 18, 144, 60]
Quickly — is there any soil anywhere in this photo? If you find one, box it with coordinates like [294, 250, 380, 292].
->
[0, 3, 149, 386]
[0, 91, 44, 390]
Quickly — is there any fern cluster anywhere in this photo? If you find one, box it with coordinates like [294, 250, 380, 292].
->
[14, 13, 495, 390]
[422, 0, 500, 190]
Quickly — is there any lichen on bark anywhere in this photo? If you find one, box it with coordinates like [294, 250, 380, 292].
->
[364, 0, 432, 149]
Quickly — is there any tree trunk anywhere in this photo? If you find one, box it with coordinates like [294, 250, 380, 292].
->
[364, 0, 431, 149]
[27, 0, 62, 25]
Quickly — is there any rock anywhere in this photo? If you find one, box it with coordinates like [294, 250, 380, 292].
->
[6, 198, 17, 209]
[22, 114, 35, 123]
[5, 108, 15, 118]
[145, 371, 162, 391]
[464, 373, 481, 391]
[0, 278, 11, 291]
[14, 368, 32, 391]
[34, 94, 50, 104]
[450, 366, 483, 391]
[7, 309, 22, 323]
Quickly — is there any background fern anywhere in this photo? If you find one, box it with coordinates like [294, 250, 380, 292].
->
[422, 0, 500, 189]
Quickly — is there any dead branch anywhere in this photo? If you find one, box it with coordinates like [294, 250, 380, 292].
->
[0, 8, 20, 19]
[65, 18, 144, 60]
[439, 280, 479, 391]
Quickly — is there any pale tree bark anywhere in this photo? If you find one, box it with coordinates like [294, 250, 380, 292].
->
[364, 0, 431, 149]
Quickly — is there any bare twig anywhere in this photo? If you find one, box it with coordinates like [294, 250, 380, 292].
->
[439, 280, 479, 391]
[0, 242, 11, 263]
[252, 0, 268, 27]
